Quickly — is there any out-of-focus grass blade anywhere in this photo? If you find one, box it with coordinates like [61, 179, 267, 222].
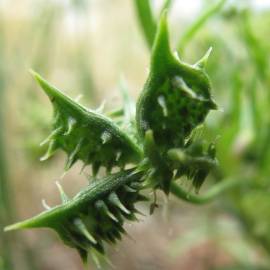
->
[177, 0, 227, 53]
[239, 10, 270, 176]
[216, 67, 243, 168]
[159, 0, 173, 16]
[0, 19, 14, 270]
[240, 10, 269, 83]
[133, 0, 157, 49]
[247, 76, 260, 134]
[74, 43, 97, 104]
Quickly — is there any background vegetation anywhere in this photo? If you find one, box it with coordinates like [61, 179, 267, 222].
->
[1, 0, 270, 269]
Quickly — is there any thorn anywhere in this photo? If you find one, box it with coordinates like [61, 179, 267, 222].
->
[60, 170, 68, 179]
[64, 117, 77, 136]
[136, 194, 149, 202]
[65, 138, 84, 170]
[125, 212, 140, 222]
[90, 249, 101, 269]
[106, 161, 113, 174]
[123, 185, 137, 193]
[118, 226, 135, 242]
[157, 95, 168, 117]
[111, 228, 122, 240]
[40, 126, 63, 146]
[207, 98, 218, 110]
[90, 248, 113, 269]
[74, 94, 83, 103]
[101, 131, 112, 144]
[54, 111, 61, 124]
[115, 151, 122, 162]
[95, 100, 106, 113]
[106, 233, 117, 244]
[41, 199, 51, 210]
[55, 181, 69, 203]
[119, 162, 125, 171]
[173, 50, 180, 61]
[80, 163, 87, 175]
[95, 200, 118, 222]
[172, 76, 207, 102]
[79, 249, 88, 266]
[194, 46, 213, 69]
[108, 192, 130, 214]
[134, 208, 146, 217]
[74, 218, 97, 244]
[40, 139, 58, 161]
[92, 161, 101, 177]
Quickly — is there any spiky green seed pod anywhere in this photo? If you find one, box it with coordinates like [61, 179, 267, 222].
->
[31, 71, 142, 173]
[5, 169, 145, 263]
[135, 12, 217, 193]
[168, 140, 218, 192]
[136, 12, 217, 154]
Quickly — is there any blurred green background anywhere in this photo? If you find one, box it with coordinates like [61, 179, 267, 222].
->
[1, 0, 270, 269]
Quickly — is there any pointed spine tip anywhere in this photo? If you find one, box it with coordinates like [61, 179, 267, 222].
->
[55, 181, 69, 204]
[151, 9, 173, 72]
[74, 218, 97, 244]
[4, 225, 15, 232]
[29, 69, 48, 91]
[4, 220, 32, 232]
[64, 117, 77, 136]
[195, 46, 213, 69]
[108, 192, 130, 214]
[41, 199, 51, 210]
[29, 69, 63, 102]
[40, 139, 57, 161]
[95, 200, 118, 222]
[40, 126, 63, 146]
[65, 138, 83, 170]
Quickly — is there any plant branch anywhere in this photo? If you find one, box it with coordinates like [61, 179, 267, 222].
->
[170, 177, 245, 204]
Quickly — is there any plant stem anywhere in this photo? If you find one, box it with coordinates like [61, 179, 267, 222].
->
[170, 177, 244, 204]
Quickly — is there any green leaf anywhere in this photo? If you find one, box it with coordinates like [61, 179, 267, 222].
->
[31, 71, 142, 173]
